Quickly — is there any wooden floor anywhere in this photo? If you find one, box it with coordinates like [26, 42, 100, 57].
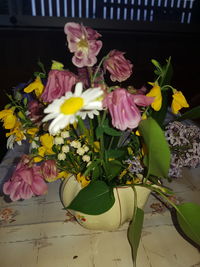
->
[0, 145, 199, 267]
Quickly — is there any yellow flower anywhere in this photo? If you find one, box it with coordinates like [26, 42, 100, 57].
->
[40, 133, 54, 154]
[171, 90, 189, 114]
[57, 171, 69, 179]
[33, 146, 46, 162]
[6, 121, 25, 141]
[0, 109, 17, 129]
[93, 141, 100, 152]
[27, 127, 39, 137]
[146, 82, 162, 111]
[77, 173, 90, 188]
[24, 76, 44, 97]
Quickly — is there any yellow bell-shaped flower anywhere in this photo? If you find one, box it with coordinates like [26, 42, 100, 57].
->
[146, 82, 162, 111]
[171, 90, 189, 114]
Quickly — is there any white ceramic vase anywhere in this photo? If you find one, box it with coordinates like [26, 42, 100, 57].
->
[60, 174, 151, 231]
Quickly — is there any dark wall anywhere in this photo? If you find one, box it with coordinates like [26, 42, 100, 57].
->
[0, 25, 200, 160]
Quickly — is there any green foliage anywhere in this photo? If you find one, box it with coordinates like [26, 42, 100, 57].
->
[176, 202, 200, 246]
[139, 117, 170, 179]
[66, 180, 115, 215]
[128, 207, 144, 267]
[151, 57, 173, 126]
[177, 105, 200, 121]
[96, 119, 122, 139]
[104, 160, 123, 181]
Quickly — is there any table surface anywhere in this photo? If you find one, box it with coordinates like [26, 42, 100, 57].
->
[0, 143, 200, 267]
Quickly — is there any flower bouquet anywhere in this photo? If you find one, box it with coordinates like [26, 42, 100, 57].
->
[0, 22, 200, 265]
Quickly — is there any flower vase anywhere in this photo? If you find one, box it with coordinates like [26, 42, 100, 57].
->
[60, 175, 151, 231]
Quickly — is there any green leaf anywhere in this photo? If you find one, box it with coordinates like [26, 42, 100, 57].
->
[177, 106, 200, 121]
[105, 149, 126, 159]
[96, 125, 104, 139]
[128, 207, 144, 266]
[176, 202, 200, 246]
[105, 160, 122, 181]
[83, 159, 101, 177]
[103, 125, 122, 136]
[139, 117, 170, 179]
[66, 181, 115, 215]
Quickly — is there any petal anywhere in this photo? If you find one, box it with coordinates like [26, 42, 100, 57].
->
[74, 82, 83, 96]
[31, 178, 48, 196]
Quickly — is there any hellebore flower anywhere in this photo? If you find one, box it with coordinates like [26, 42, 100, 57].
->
[103, 50, 133, 82]
[3, 157, 48, 201]
[64, 22, 102, 67]
[171, 89, 189, 114]
[103, 88, 153, 131]
[41, 70, 77, 103]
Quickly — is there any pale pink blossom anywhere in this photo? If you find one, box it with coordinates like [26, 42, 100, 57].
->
[103, 50, 133, 82]
[41, 70, 77, 102]
[64, 22, 102, 67]
[3, 157, 48, 201]
[41, 160, 58, 182]
[103, 88, 153, 131]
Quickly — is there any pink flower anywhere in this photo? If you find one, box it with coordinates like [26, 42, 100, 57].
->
[103, 88, 153, 131]
[28, 100, 44, 122]
[64, 22, 102, 67]
[3, 158, 48, 201]
[103, 50, 133, 82]
[41, 70, 77, 102]
[41, 160, 58, 182]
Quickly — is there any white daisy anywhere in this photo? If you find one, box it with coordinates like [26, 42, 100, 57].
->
[43, 82, 103, 135]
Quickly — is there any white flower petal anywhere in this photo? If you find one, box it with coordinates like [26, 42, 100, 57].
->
[82, 87, 103, 103]
[74, 82, 83, 96]
[42, 113, 58, 122]
[83, 101, 102, 110]
[44, 99, 64, 113]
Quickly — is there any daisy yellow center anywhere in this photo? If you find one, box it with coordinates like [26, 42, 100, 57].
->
[60, 97, 84, 115]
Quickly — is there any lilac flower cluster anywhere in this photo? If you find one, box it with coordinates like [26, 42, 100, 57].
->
[125, 157, 144, 176]
[165, 121, 200, 178]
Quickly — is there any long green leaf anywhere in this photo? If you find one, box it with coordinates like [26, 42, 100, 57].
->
[128, 207, 144, 267]
[139, 117, 170, 179]
[177, 106, 200, 121]
[176, 202, 200, 246]
[66, 181, 115, 215]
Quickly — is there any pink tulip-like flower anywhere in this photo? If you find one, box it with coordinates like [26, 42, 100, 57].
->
[103, 88, 153, 131]
[3, 157, 48, 201]
[41, 70, 77, 102]
[41, 160, 58, 182]
[28, 100, 44, 122]
[64, 22, 102, 67]
[103, 50, 133, 82]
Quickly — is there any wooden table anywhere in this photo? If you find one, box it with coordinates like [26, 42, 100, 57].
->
[0, 144, 199, 267]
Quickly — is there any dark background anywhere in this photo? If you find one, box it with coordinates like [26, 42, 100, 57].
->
[0, 4, 200, 161]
